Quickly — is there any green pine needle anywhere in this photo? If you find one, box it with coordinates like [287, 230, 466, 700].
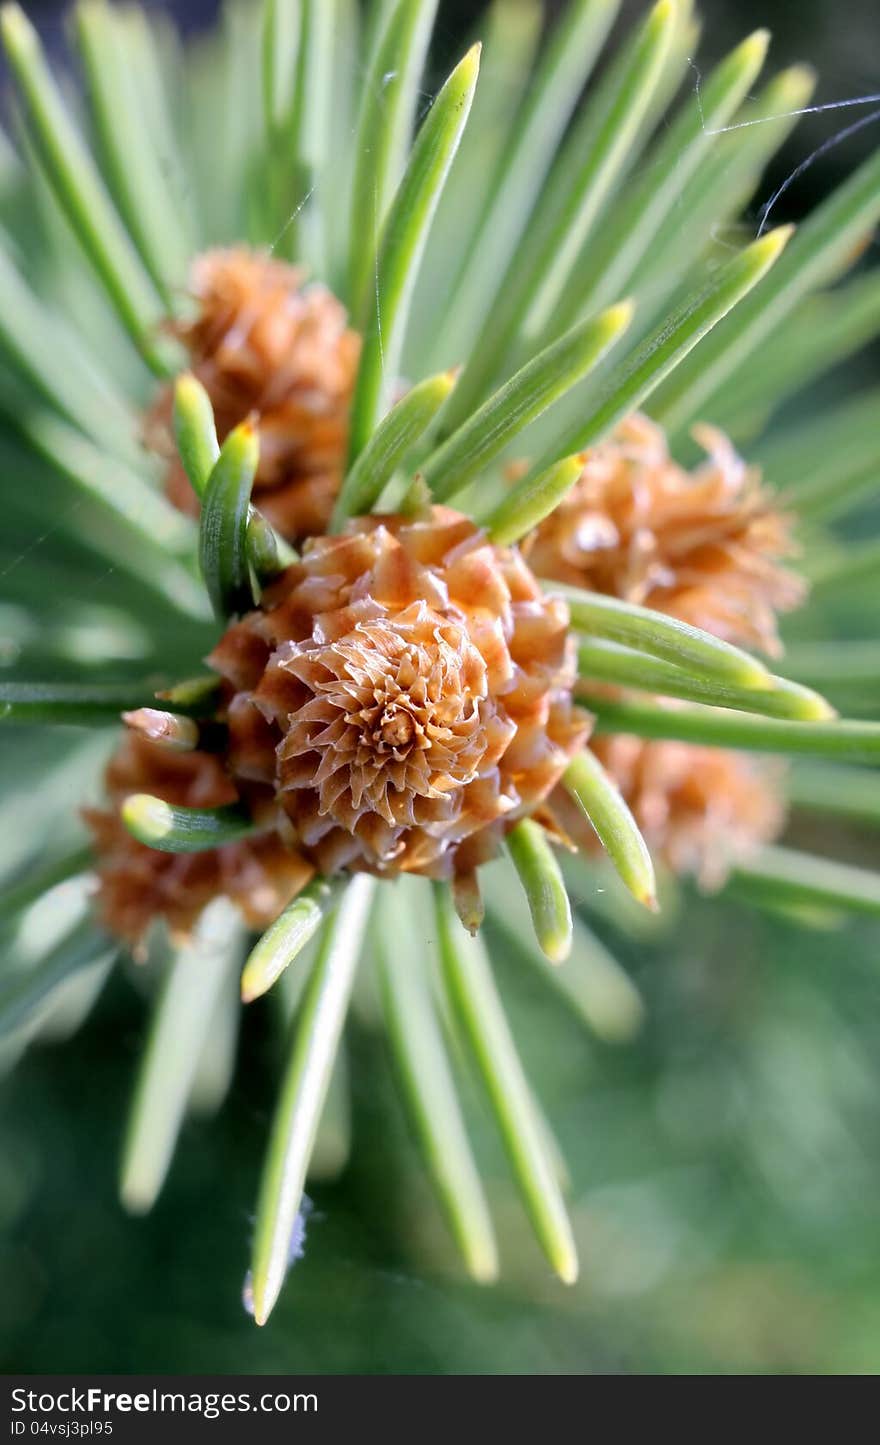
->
[652, 143, 880, 437]
[564, 750, 658, 911]
[120, 795, 259, 853]
[560, 584, 772, 688]
[75, 0, 191, 302]
[585, 694, 880, 761]
[198, 419, 260, 620]
[174, 374, 296, 579]
[173, 373, 221, 499]
[0, 245, 138, 458]
[347, 43, 481, 461]
[332, 367, 457, 527]
[506, 819, 573, 964]
[485, 453, 584, 545]
[261, 0, 300, 140]
[787, 762, 880, 827]
[241, 878, 343, 1003]
[249, 874, 375, 1326]
[0, 846, 94, 925]
[576, 639, 835, 721]
[347, 0, 440, 318]
[0, 3, 176, 373]
[732, 846, 880, 918]
[434, 882, 578, 1285]
[536, 225, 794, 467]
[432, 0, 619, 403]
[424, 300, 633, 504]
[119, 901, 245, 1213]
[0, 680, 162, 726]
[517, 0, 678, 348]
[576, 27, 770, 317]
[0, 919, 116, 1042]
[375, 881, 499, 1283]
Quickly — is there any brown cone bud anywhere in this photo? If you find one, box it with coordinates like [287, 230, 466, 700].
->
[84, 734, 312, 946]
[209, 506, 591, 880]
[147, 248, 360, 543]
[525, 412, 805, 657]
[527, 414, 804, 882]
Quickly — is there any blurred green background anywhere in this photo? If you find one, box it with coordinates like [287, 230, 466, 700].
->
[2, 0, 879, 1375]
[4, 883, 880, 1373]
